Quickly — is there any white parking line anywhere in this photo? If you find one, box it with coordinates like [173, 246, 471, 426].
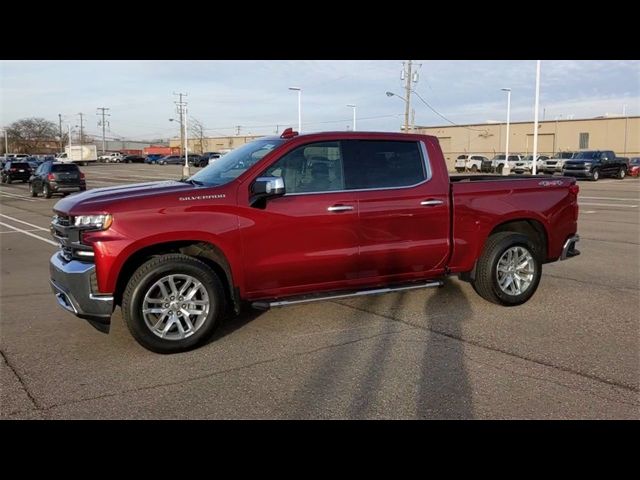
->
[580, 202, 638, 208]
[580, 196, 640, 201]
[0, 221, 58, 246]
[0, 192, 37, 202]
[0, 229, 43, 234]
[0, 213, 50, 231]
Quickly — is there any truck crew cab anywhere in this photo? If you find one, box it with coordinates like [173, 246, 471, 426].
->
[49, 130, 581, 353]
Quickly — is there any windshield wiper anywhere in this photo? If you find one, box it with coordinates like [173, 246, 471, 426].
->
[178, 177, 205, 185]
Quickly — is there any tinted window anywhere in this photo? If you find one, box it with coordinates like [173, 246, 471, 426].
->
[344, 140, 426, 190]
[457, 155, 468, 160]
[52, 164, 79, 172]
[10, 162, 30, 168]
[264, 142, 344, 194]
[508, 155, 520, 162]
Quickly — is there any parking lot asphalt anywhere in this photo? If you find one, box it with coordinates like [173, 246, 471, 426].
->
[1, 163, 638, 419]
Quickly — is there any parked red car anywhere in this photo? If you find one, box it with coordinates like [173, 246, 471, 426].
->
[628, 158, 640, 177]
[49, 130, 580, 353]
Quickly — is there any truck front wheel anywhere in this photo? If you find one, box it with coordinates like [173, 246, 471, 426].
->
[471, 232, 542, 306]
[122, 254, 227, 353]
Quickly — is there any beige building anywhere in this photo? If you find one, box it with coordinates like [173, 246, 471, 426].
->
[413, 116, 639, 171]
[169, 135, 263, 154]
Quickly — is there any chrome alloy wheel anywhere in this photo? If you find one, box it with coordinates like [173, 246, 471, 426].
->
[142, 274, 210, 340]
[496, 246, 535, 296]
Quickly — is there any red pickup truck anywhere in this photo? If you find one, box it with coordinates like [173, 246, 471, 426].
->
[49, 130, 581, 353]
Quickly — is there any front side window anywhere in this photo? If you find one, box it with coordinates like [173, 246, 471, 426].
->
[264, 142, 344, 194]
[344, 140, 425, 190]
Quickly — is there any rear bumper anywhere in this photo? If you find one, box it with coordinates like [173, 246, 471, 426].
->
[49, 252, 113, 333]
[560, 234, 580, 261]
[49, 182, 85, 192]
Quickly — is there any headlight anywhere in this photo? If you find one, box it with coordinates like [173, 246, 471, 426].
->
[583, 162, 592, 168]
[74, 214, 112, 229]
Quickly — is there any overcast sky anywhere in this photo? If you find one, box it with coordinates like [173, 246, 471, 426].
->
[1, 60, 639, 140]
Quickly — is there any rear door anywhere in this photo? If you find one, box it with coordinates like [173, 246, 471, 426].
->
[345, 139, 450, 281]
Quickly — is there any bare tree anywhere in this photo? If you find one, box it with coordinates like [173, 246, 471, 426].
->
[189, 118, 206, 154]
[6, 117, 60, 153]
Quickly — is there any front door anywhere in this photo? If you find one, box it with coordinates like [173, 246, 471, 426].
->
[240, 141, 360, 297]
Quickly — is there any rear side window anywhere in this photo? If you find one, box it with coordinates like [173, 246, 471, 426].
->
[52, 164, 79, 172]
[344, 140, 426, 190]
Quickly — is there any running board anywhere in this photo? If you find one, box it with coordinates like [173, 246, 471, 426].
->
[251, 280, 444, 310]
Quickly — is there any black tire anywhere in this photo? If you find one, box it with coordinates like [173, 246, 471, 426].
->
[31, 183, 38, 197]
[470, 165, 478, 173]
[44, 183, 52, 198]
[496, 164, 504, 175]
[122, 254, 227, 353]
[591, 168, 600, 181]
[471, 232, 542, 306]
[617, 167, 626, 179]
[455, 168, 465, 173]
[0, 175, 5, 183]
[6, 177, 11, 184]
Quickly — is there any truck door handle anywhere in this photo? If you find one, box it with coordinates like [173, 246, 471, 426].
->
[420, 199, 444, 206]
[327, 205, 354, 212]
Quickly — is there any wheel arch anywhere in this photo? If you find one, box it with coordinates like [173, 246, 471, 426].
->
[113, 240, 240, 314]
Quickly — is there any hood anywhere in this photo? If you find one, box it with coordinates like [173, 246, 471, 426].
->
[53, 180, 195, 214]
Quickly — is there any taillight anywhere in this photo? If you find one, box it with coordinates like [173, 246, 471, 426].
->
[10, 168, 17, 172]
[47, 173, 55, 181]
[569, 184, 579, 196]
[80, 172, 85, 179]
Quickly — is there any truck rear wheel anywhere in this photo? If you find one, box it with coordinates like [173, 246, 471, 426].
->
[122, 254, 226, 353]
[471, 232, 542, 306]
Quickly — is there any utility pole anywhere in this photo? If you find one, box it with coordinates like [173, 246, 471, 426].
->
[235, 125, 241, 136]
[173, 92, 189, 177]
[403, 60, 413, 133]
[4, 128, 8, 155]
[623, 104, 628, 155]
[96, 107, 110, 155]
[58, 114, 63, 151]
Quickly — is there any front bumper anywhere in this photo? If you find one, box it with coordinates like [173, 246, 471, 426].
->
[49, 252, 113, 333]
[562, 169, 592, 178]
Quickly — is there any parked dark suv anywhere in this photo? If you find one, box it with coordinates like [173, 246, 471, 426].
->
[30, 162, 86, 198]
[2, 161, 32, 183]
[562, 150, 627, 181]
[121, 154, 146, 163]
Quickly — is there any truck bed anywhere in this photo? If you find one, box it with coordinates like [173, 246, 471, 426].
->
[447, 174, 579, 273]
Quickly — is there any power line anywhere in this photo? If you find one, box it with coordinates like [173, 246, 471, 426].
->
[411, 89, 488, 132]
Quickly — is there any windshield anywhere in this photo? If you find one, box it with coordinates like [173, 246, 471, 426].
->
[574, 151, 599, 159]
[189, 139, 284, 186]
[492, 155, 506, 160]
[630, 158, 640, 165]
[522, 155, 534, 161]
[457, 155, 468, 160]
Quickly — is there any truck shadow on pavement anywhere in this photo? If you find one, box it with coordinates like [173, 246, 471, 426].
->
[416, 279, 474, 419]
[280, 279, 473, 419]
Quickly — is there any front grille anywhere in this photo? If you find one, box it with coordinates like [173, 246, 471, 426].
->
[51, 214, 93, 262]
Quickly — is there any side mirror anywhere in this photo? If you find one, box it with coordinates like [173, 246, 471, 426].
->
[250, 176, 285, 207]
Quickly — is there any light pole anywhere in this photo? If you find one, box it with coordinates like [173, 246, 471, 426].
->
[3, 128, 8, 155]
[347, 104, 357, 131]
[501, 88, 512, 175]
[532, 60, 541, 175]
[289, 87, 302, 133]
[386, 91, 409, 132]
